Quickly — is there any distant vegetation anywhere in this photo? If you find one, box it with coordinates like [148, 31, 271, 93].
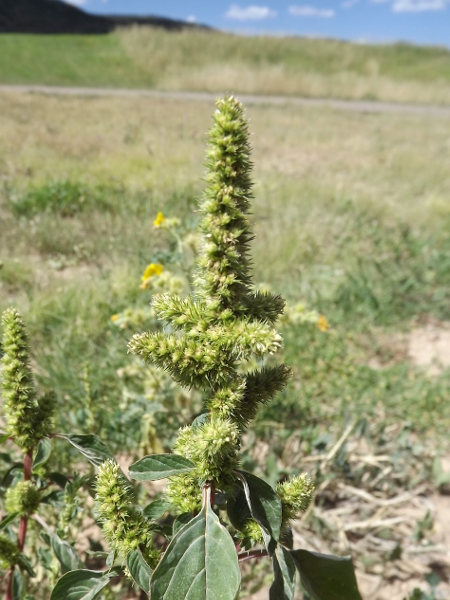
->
[1, 29, 450, 104]
[0, 0, 205, 34]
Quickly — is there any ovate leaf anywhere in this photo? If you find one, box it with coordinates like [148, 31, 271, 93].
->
[143, 498, 172, 520]
[270, 546, 296, 600]
[60, 435, 114, 468]
[47, 529, 84, 574]
[173, 513, 193, 535]
[33, 438, 52, 469]
[290, 550, 363, 600]
[126, 548, 152, 593]
[151, 487, 240, 600]
[237, 471, 282, 542]
[129, 454, 195, 481]
[50, 569, 115, 600]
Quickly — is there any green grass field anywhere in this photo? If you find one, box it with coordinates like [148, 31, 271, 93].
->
[1, 30, 450, 104]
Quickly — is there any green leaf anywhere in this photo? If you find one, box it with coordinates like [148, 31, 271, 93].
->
[290, 550, 363, 600]
[12, 567, 23, 600]
[49, 472, 71, 488]
[33, 438, 52, 469]
[192, 413, 209, 429]
[50, 569, 115, 600]
[17, 553, 35, 576]
[151, 487, 240, 600]
[143, 498, 172, 520]
[270, 546, 296, 600]
[173, 513, 193, 535]
[227, 486, 251, 531]
[0, 433, 10, 444]
[129, 454, 195, 481]
[237, 471, 282, 543]
[49, 531, 84, 574]
[126, 548, 152, 593]
[41, 490, 65, 507]
[60, 434, 114, 468]
[0, 512, 19, 530]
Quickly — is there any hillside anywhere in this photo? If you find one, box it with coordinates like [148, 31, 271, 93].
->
[0, 0, 205, 34]
[1, 24, 450, 105]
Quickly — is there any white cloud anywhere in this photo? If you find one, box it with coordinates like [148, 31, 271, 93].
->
[63, 0, 88, 6]
[392, 0, 447, 10]
[341, 0, 359, 7]
[370, 0, 449, 9]
[225, 4, 277, 20]
[186, 15, 196, 23]
[288, 5, 335, 17]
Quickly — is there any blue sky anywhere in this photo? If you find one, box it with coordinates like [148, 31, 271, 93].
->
[63, 0, 450, 47]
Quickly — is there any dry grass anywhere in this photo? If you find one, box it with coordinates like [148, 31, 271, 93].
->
[1, 89, 450, 297]
[118, 28, 450, 105]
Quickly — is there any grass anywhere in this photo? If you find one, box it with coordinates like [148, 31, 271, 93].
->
[1, 30, 450, 104]
[1, 90, 450, 454]
[0, 34, 150, 88]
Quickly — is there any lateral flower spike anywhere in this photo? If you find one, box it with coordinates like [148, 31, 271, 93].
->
[95, 460, 160, 568]
[0, 534, 20, 570]
[277, 474, 315, 524]
[1, 308, 54, 451]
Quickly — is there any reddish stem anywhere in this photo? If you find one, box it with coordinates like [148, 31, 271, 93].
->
[6, 447, 33, 599]
[6, 567, 13, 600]
[238, 549, 268, 563]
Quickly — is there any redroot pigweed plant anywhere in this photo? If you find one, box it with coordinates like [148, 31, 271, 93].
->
[0, 97, 362, 600]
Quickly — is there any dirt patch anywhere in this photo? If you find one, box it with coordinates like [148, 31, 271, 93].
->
[408, 324, 450, 376]
[367, 321, 450, 377]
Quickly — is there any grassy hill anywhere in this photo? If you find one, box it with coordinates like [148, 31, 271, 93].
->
[1, 29, 450, 104]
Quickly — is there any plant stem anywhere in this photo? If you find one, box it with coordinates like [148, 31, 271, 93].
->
[238, 549, 268, 563]
[6, 567, 13, 600]
[202, 482, 215, 509]
[6, 448, 33, 600]
[18, 448, 33, 551]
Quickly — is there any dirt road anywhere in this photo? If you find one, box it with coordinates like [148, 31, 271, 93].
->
[2, 84, 450, 117]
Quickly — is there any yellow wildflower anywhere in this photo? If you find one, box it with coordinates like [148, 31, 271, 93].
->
[153, 212, 166, 228]
[317, 314, 329, 332]
[142, 263, 164, 280]
[111, 314, 119, 322]
[141, 263, 164, 289]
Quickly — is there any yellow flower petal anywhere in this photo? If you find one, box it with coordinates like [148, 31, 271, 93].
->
[317, 315, 329, 332]
[153, 212, 166, 228]
[141, 263, 164, 287]
[111, 314, 119, 322]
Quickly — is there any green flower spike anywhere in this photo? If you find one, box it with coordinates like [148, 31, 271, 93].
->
[5, 480, 41, 517]
[129, 97, 291, 512]
[277, 474, 315, 524]
[1, 309, 55, 450]
[0, 533, 20, 570]
[95, 460, 160, 568]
